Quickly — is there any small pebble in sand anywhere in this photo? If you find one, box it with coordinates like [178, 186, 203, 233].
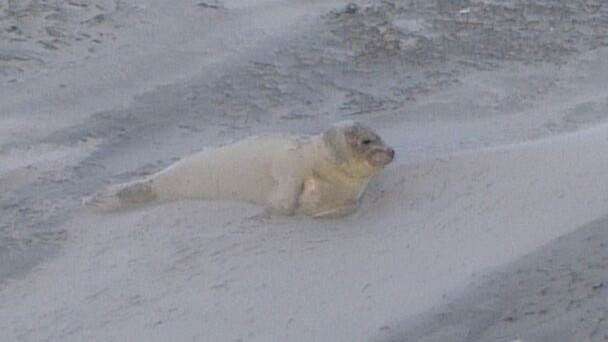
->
[345, 3, 360, 14]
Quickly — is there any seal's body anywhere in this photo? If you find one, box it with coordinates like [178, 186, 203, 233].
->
[85, 121, 394, 217]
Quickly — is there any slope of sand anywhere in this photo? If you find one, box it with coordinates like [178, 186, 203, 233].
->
[384, 214, 608, 342]
[4, 123, 608, 341]
[2, 1, 608, 341]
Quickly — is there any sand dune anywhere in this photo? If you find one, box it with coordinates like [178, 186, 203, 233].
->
[4, 123, 608, 341]
[2, 1, 608, 341]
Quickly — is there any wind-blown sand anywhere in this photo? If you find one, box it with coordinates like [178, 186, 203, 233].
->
[2, 1, 608, 341]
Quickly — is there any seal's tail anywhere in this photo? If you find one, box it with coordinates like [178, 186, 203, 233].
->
[82, 180, 157, 212]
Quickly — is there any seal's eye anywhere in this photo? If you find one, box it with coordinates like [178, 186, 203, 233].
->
[361, 139, 372, 145]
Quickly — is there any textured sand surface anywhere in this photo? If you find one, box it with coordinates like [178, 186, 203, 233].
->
[2, 1, 608, 341]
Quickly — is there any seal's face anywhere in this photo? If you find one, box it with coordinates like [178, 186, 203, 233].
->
[343, 123, 395, 168]
[324, 121, 395, 171]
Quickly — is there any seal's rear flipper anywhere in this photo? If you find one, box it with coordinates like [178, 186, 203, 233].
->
[82, 180, 157, 212]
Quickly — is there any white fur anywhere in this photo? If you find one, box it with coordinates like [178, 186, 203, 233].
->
[85, 122, 392, 217]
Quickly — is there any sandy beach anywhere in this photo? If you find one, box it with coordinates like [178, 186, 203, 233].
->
[2, 1, 608, 341]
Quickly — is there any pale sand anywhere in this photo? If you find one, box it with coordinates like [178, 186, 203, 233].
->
[2, 1, 608, 341]
[4, 123, 608, 341]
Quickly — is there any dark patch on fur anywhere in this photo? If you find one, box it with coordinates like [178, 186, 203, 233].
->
[323, 126, 349, 163]
[117, 180, 157, 204]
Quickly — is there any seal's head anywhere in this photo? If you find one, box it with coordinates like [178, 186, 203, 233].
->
[323, 121, 395, 175]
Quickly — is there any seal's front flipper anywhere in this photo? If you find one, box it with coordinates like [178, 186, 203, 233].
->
[312, 205, 358, 219]
[268, 176, 303, 216]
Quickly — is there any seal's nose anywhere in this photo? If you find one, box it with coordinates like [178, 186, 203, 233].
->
[388, 148, 395, 159]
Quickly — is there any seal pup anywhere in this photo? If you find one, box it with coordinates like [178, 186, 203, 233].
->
[84, 121, 394, 217]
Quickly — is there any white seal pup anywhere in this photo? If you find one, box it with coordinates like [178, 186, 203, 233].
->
[84, 121, 395, 217]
